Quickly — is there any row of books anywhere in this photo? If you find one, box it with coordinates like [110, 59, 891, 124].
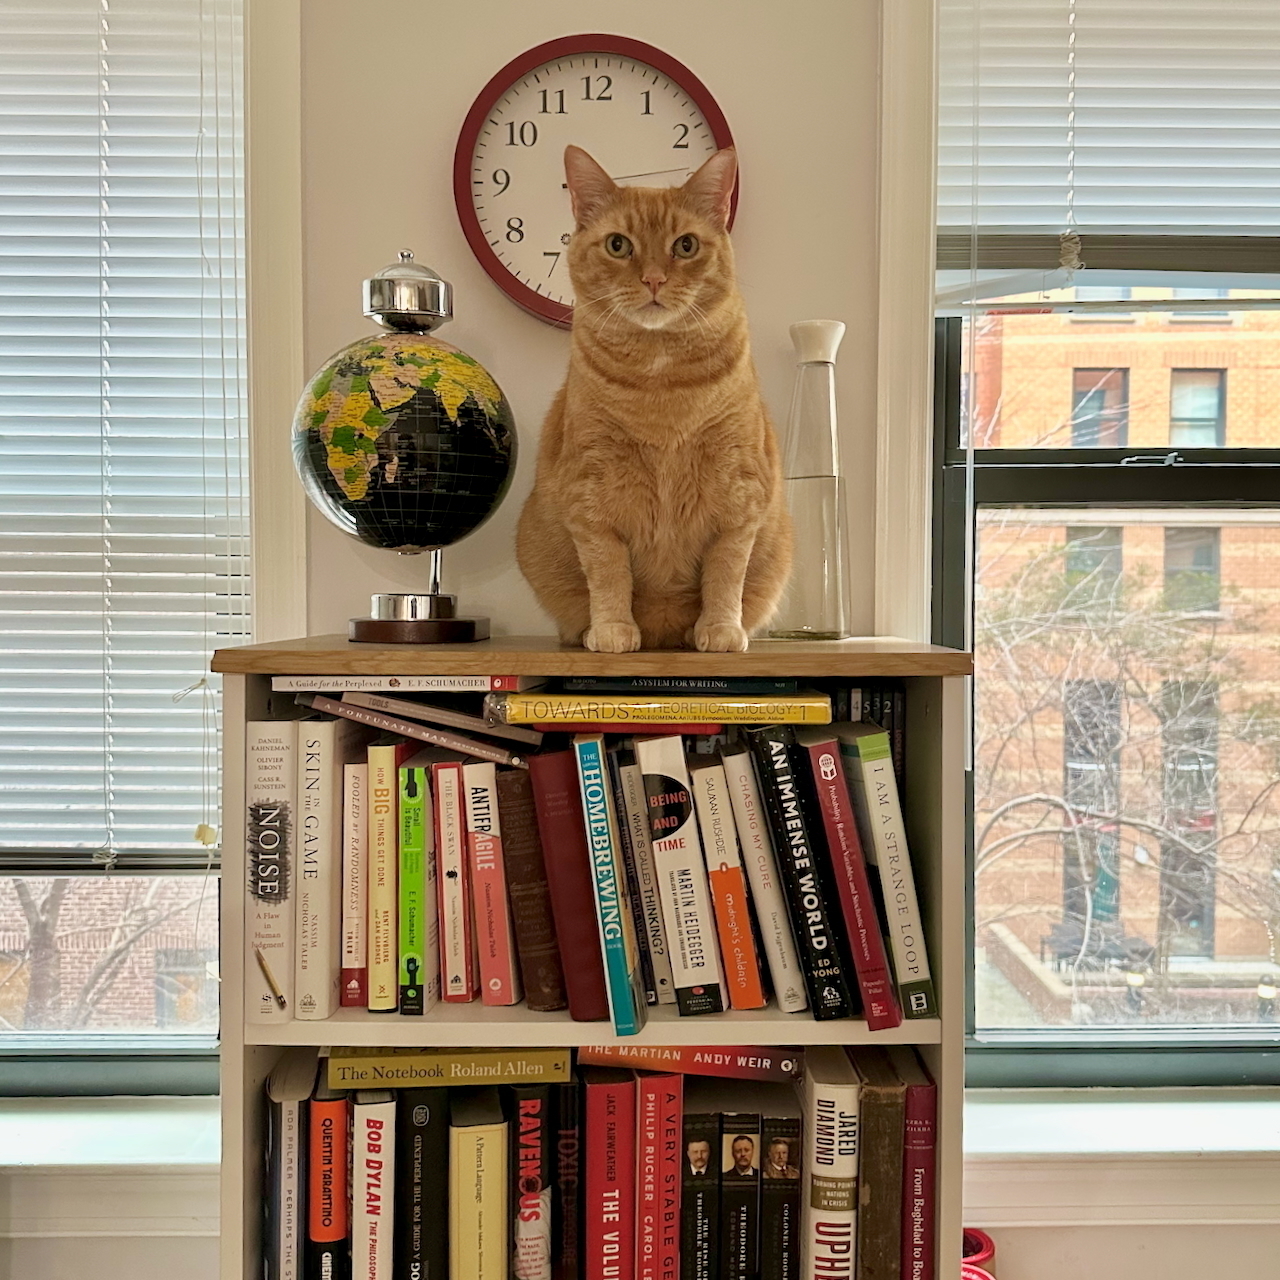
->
[265, 1041, 937, 1280]
[245, 675, 933, 1034]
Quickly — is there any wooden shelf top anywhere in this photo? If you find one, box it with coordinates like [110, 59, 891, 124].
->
[212, 633, 972, 677]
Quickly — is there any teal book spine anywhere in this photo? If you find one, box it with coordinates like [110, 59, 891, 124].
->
[572, 734, 648, 1037]
[398, 762, 428, 1015]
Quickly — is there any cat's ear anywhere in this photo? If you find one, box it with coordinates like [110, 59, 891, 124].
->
[564, 146, 617, 226]
[681, 148, 737, 229]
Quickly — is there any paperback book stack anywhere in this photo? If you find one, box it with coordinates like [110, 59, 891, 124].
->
[264, 1041, 937, 1280]
[246, 673, 934, 1035]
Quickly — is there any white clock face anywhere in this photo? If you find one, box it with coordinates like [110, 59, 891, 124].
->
[469, 53, 723, 312]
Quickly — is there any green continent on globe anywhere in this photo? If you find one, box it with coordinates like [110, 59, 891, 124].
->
[300, 334, 504, 501]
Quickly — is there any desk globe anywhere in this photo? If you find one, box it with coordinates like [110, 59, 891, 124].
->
[291, 252, 516, 641]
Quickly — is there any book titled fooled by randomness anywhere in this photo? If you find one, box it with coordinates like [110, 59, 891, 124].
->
[485, 690, 832, 726]
[327, 1046, 571, 1089]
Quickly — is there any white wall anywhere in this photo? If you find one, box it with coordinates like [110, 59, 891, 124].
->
[298, 0, 882, 637]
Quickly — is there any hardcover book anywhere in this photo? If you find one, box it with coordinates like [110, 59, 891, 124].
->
[272, 674, 544, 692]
[463, 760, 523, 1006]
[486, 691, 831, 726]
[636, 734, 726, 1017]
[718, 1109, 762, 1280]
[449, 1088, 508, 1280]
[719, 746, 808, 1015]
[559, 677, 799, 695]
[552, 1077, 582, 1280]
[846, 1048, 905, 1280]
[636, 1072, 683, 1280]
[494, 768, 568, 1012]
[573, 735, 648, 1037]
[793, 729, 902, 1031]
[508, 1082, 554, 1280]
[689, 758, 766, 1011]
[368, 739, 415, 1012]
[353, 1090, 397, 1280]
[433, 760, 477, 1004]
[680, 1110, 720, 1280]
[576, 1045, 803, 1084]
[246, 721, 297, 1025]
[527, 749, 611, 1023]
[835, 724, 937, 1020]
[328, 1046, 570, 1089]
[607, 745, 658, 1006]
[394, 1087, 449, 1280]
[398, 750, 444, 1017]
[307, 1081, 350, 1280]
[798, 1048, 860, 1280]
[759, 1103, 802, 1280]
[265, 1048, 318, 1280]
[744, 727, 857, 1020]
[582, 1068, 637, 1280]
[887, 1047, 936, 1280]
[340, 762, 369, 1007]
[342, 690, 544, 746]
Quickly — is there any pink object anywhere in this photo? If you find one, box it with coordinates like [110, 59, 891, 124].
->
[962, 1267, 995, 1280]
[963, 1229, 996, 1265]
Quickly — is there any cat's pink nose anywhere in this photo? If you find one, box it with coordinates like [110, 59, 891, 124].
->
[643, 273, 666, 299]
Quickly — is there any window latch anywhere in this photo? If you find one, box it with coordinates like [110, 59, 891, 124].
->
[1120, 451, 1184, 467]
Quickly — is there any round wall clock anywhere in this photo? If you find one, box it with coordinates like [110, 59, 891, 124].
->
[453, 34, 737, 328]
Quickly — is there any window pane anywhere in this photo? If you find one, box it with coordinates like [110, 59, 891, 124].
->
[974, 510, 1280, 1031]
[0, 875, 217, 1036]
[963, 308, 1274, 449]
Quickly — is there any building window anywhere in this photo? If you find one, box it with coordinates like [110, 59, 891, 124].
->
[1164, 527, 1221, 612]
[1065, 526, 1123, 592]
[1170, 370, 1226, 447]
[1072, 369, 1129, 447]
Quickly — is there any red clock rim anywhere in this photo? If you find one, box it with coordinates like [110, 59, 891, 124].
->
[453, 34, 738, 330]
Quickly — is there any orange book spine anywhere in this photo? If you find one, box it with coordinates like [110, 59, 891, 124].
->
[307, 1092, 350, 1269]
[690, 760, 766, 1010]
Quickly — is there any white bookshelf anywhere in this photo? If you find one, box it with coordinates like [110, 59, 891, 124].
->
[213, 635, 971, 1280]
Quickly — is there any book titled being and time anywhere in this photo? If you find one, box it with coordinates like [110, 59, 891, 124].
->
[246, 673, 935, 1035]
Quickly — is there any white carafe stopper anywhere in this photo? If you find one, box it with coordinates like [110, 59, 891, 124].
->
[790, 319, 846, 364]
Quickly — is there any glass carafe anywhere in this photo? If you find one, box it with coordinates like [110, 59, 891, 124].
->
[768, 319, 851, 640]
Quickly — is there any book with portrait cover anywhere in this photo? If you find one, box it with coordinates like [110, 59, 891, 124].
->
[680, 1109, 719, 1280]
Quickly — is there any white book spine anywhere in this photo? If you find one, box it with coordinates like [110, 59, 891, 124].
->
[341, 762, 368, 1006]
[275, 1098, 303, 1280]
[353, 1093, 397, 1280]
[801, 1050, 860, 1280]
[618, 758, 676, 1005]
[246, 721, 296, 1024]
[435, 762, 475, 1001]
[721, 748, 809, 1013]
[295, 720, 337, 1019]
[635, 735, 725, 1017]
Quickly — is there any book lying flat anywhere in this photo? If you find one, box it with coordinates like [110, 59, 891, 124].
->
[485, 691, 832, 726]
[273, 674, 545, 692]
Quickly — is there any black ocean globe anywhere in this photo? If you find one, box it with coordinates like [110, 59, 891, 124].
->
[291, 330, 516, 552]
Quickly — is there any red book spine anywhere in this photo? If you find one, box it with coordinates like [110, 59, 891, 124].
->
[902, 1079, 937, 1280]
[576, 1044, 803, 1084]
[308, 1094, 350, 1263]
[584, 1069, 637, 1280]
[797, 737, 903, 1030]
[528, 751, 610, 1022]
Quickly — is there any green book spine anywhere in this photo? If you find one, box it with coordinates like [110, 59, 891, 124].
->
[399, 763, 429, 1015]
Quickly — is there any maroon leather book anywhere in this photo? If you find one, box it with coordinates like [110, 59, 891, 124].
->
[888, 1047, 937, 1280]
[495, 768, 568, 1012]
[527, 750, 610, 1022]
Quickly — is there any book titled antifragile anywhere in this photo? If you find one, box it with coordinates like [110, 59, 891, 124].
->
[328, 1046, 571, 1089]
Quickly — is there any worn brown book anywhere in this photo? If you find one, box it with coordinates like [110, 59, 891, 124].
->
[846, 1047, 906, 1280]
[496, 768, 568, 1012]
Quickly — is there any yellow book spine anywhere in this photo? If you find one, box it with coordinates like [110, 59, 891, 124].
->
[366, 743, 401, 1012]
[490, 692, 832, 725]
[450, 1123, 508, 1280]
[328, 1046, 571, 1089]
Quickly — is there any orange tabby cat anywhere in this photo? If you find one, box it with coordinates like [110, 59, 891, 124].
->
[516, 146, 792, 653]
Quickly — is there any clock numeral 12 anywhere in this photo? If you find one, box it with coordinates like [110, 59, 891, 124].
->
[581, 74, 612, 101]
[505, 121, 538, 146]
[538, 89, 566, 114]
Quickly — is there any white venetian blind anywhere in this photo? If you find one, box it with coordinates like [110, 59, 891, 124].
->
[0, 0, 249, 868]
[939, 0, 1280, 232]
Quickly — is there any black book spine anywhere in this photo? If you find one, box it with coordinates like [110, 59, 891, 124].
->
[744, 726, 857, 1019]
[552, 1080, 582, 1280]
[682, 1112, 720, 1280]
[395, 1087, 450, 1280]
[607, 745, 656, 1004]
[719, 1114, 762, 1280]
[509, 1083, 554, 1280]
[759, 1116, 802, 1280]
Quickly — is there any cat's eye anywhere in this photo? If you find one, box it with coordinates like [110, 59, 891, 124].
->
[605, 233, 633, 258]
[672, 234, 700, 259]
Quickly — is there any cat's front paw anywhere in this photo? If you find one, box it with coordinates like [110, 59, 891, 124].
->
[694, 621, 749, 652]
[584, 621, 642, 653]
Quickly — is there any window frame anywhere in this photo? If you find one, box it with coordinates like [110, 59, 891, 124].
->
[933, 314, 1280, 1088]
